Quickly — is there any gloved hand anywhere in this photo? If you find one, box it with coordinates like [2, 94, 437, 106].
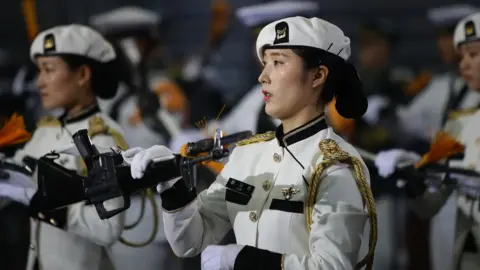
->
[122, 146, 180, 193]
[201, 244, 245, 270]
[362, 95, 390, 125]
[375, 149, 421, 178]
[0, 169, 37, 206]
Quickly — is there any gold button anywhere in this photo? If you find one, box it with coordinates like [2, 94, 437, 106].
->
[468, 163, 476, 169]
[262, 180, 271, 191]
[50, 219, 57, 226]
[273, 153, 282, 163]
[249, 212, 257, 222]
[38, 213, 45, 219]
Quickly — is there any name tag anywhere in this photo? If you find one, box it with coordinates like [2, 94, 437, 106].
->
[226, 178, 255, 197]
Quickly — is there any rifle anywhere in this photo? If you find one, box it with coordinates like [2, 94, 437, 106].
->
[34, 129, 252, 219]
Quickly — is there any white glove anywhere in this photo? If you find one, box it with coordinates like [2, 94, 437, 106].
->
[123, 146, 180, 193]
[121, 147, 144, 165]
[375, 149, 421, 178]
[201, 244, 244, 270]
[0, 169, 37, 205]
[363, 95, 390, 125]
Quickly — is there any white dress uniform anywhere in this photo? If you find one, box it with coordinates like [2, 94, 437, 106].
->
[0, 24, 130, 270]
[409, 107, 480, 270]
[153, 16, 377, 270]
[406, 6, 479, 270]
[161, 116, 374, 269]
[408, 13, 480, 270]
[90, 6, 184, 270]
[16, 106, 127, 270]
[396, 72, 480, 141]
[168, 1, 319, 152]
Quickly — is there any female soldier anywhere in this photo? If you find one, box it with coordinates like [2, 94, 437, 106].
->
[125, 16, 377, 270]
[375, 12, 480, 270]
[169, 0, 319, 152]
[0, 24, 127, 270]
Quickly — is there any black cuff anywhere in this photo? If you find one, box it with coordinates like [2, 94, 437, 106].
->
[29, 193, 68, 229]
[160, 179, 197, 211]
[234, 246, 283, 270]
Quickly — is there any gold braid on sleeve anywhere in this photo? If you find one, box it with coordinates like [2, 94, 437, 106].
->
[305, 139, 378, 270]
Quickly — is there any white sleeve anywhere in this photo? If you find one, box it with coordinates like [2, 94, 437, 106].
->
[283, 165, 369, 269]
[161, 148, 239, 257]
[396, 83, 445, 140]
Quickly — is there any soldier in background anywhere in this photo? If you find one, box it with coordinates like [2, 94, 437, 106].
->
[89, 6, 187, 270]
[90, 6, 183, 149]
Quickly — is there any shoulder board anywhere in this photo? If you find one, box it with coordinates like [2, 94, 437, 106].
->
[447, 107, 478, 120]
[87, 116, 129, 150]
[318, 139, 350, 161]
[236, 131, 275, 146]
[37, 116, 60, 127]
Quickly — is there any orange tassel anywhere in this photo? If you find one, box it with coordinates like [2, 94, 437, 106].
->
[415, 131, 465, 168]
[0, 113, 32, 149]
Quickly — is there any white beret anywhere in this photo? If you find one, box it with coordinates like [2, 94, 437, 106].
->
[30, 24, 116, 63]
[89, 6, 161, 36]
[427, 4, 478, 27]
[256, 16, 351, 63]
[454, 12, 480, 49]
[236, 1, 319, 28]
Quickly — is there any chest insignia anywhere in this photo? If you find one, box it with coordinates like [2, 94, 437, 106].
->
[281, 185, 299, 201]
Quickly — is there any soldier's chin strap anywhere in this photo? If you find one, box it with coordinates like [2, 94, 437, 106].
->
[34, 128, 253, 220]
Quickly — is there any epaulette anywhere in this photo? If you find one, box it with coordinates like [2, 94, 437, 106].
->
[87, 116, 129, 150]
[447, 107, 478, 120]
[236, 131, 275, 146]
[37, 116, 61, 127]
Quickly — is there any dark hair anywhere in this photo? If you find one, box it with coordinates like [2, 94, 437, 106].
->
[290, 46, 367, 119]
[60, 54, 120, 99]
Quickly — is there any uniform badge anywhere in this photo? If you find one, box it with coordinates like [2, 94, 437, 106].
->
[43, 33, 56, 53]
[281, 185, 299, 201]
[464, 20, 476, 38]
[273, 21, 289, 44]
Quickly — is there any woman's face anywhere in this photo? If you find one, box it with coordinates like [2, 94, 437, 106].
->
[35, 56, 85, 110]
[258, 48, 322, 120]
[458, 40, 480, 91]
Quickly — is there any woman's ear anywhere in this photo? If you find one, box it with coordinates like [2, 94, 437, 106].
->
[312, 66, 329, 89]
[77, 65, 92, 88]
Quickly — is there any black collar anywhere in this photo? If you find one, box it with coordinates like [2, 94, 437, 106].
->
[59, 103, 101, 125]
[275, 114, 328, 147]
